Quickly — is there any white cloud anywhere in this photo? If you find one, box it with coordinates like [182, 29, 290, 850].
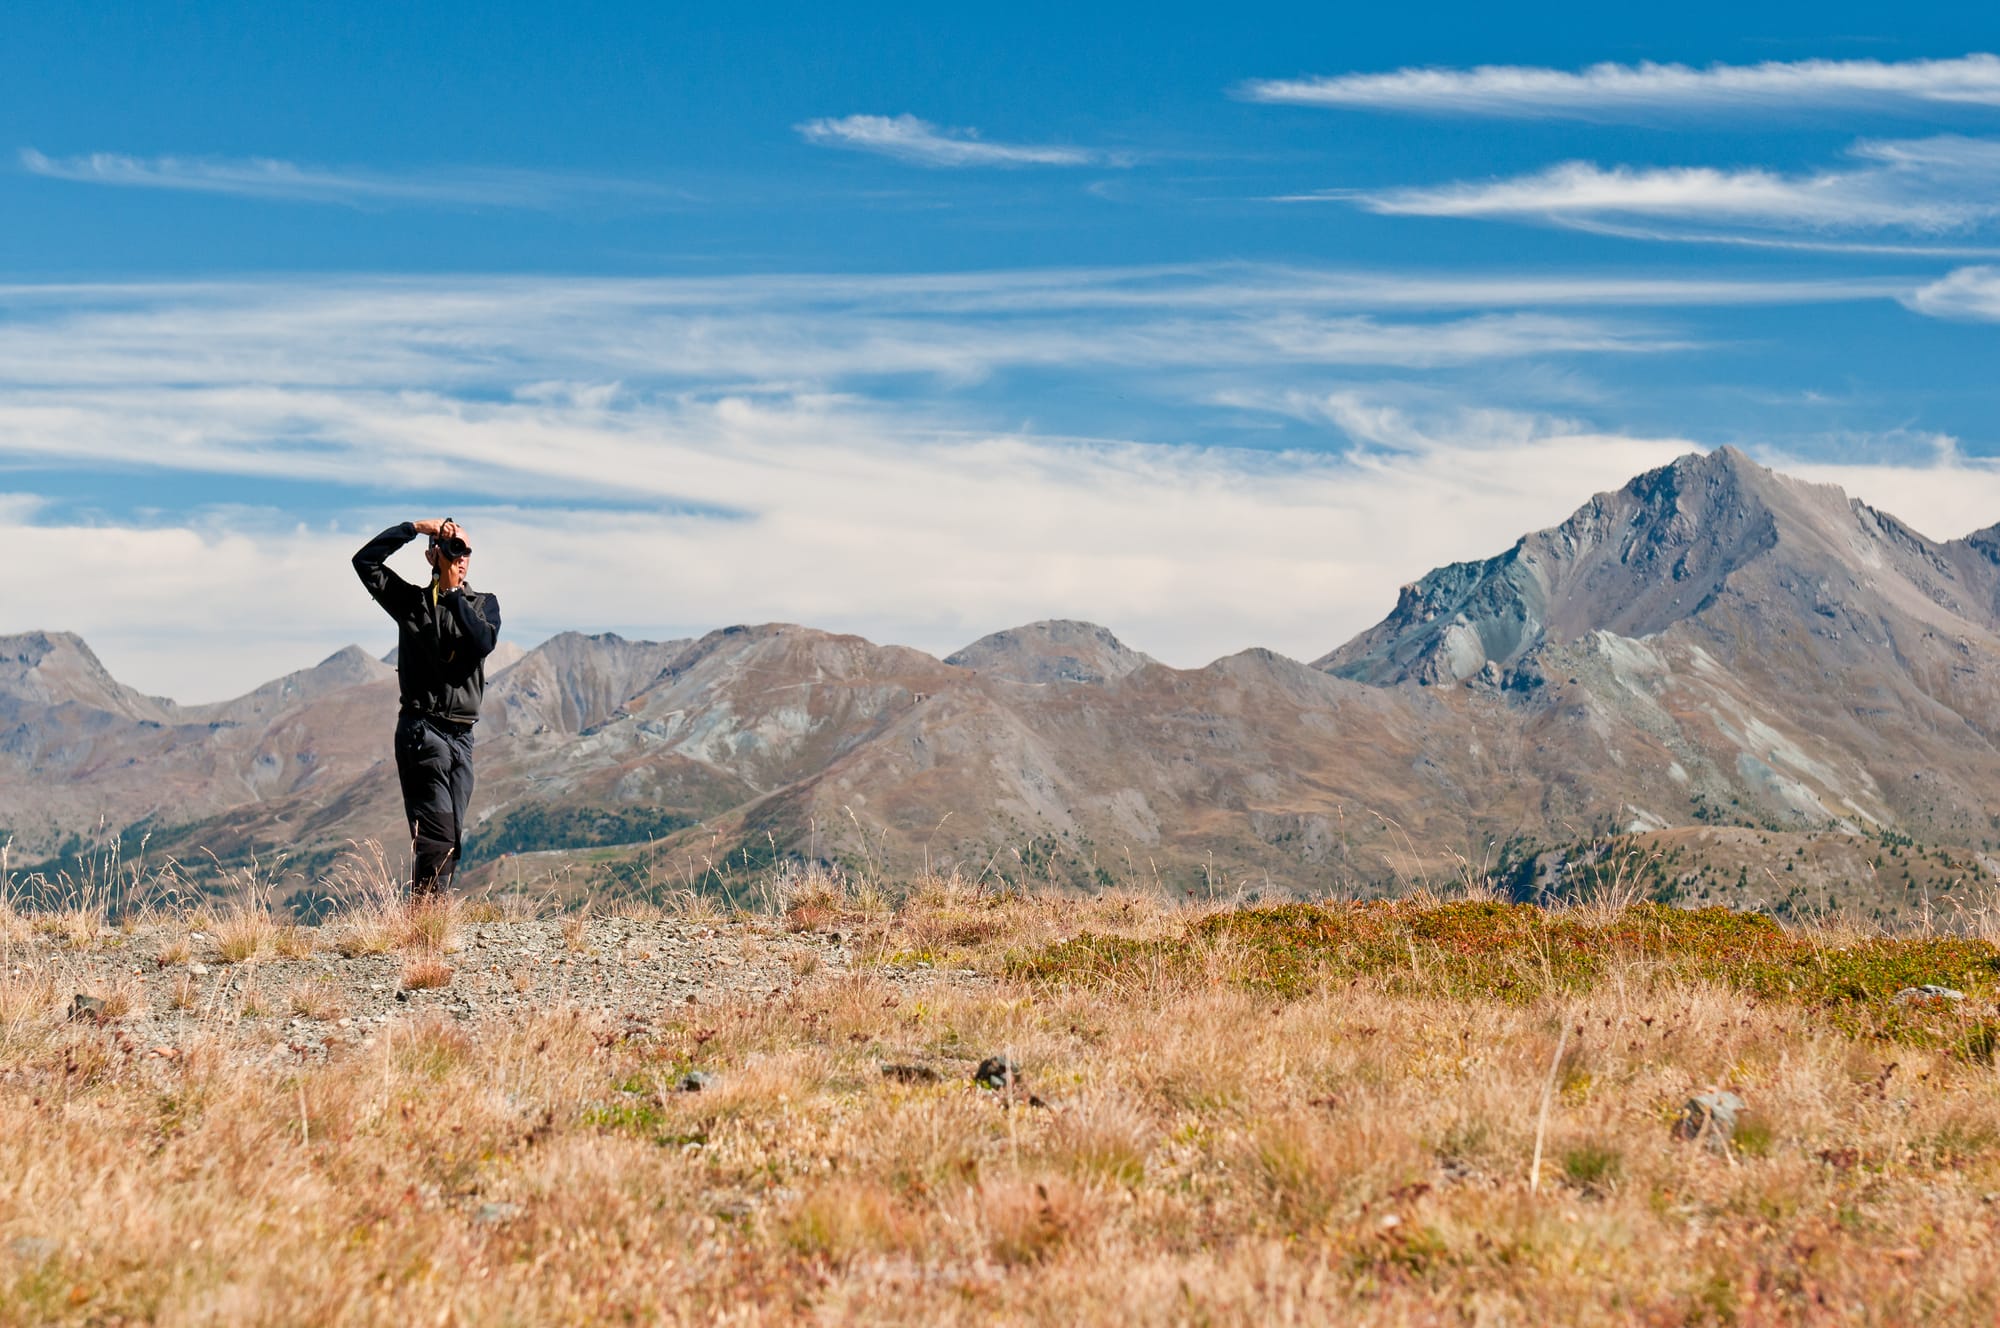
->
[1906, 264, 2000, 318]
[18, 147, 675, 210]
[0, 269, 1933, 703]
[19, 422, 1999, 707]
[0, 273, 1711, 399]
[1358, 136, 2000, 243]
[796, 114, 1108, 167]
[1240, 54, 2000, 118]
[0, 421, 1703, 704]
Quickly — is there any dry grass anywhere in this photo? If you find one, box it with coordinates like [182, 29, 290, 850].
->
[82, 980, 143, 1023]
[399, 955, 454, 991]
[271, 925, 316, 959]
[8, 880, 2000, 1322]
[397, 897, 463, 953]
[285, 979, 344, 1021]
[211, 901, 276, 962]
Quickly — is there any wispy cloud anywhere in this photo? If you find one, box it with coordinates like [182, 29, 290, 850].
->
[0, 268, 1925, 700]
[0, 271, 1724, 395]
[1351, 136, 2000, 245]
[0, 416, 1704, 702]
[19, 378, 1997, 706]
[18, 147, 676, 210]
[795, 114, 1112, 167]
[1240, 53, 2000, 119]
[1906, 264, 2000, 319]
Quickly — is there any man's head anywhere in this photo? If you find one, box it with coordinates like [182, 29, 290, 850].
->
[426, 521, 472, 590]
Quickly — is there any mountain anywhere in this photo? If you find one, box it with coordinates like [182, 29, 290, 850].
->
[1, 631, 175, 723]
[11, 447, 2000, 920]
[946, 620, 1156, 685]
[1320, 447, 2000, 688]
[1318, 447, 2000, 845]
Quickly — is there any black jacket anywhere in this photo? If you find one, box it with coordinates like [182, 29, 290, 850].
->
[353, 524, 503, 726]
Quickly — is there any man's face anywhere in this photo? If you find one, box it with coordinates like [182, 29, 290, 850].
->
[429, 540, 471, 588]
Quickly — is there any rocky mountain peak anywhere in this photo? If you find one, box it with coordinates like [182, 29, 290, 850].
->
[0, 629, 175, 721]
[947, 620, 1155, 686]
[484, 631, 694, 736]
[1315, 447, 1894, 688]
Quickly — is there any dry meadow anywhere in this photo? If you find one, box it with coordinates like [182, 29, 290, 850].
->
[5, 862, 2000, 1325]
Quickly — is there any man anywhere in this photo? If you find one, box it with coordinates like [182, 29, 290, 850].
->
[353, 517, 502, 896]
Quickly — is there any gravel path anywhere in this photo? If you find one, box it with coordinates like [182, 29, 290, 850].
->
[7, 918, 979, 1069]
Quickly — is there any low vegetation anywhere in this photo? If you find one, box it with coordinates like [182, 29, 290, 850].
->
[5, 861, 2000, 1322]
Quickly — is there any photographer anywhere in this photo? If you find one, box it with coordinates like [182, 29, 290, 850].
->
[352, 518, 503, 897]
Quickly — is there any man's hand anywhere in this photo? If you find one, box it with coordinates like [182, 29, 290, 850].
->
[411, 518, 458, 539]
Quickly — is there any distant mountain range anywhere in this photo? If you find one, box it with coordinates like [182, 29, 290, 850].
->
[10, 447, 2000, 916]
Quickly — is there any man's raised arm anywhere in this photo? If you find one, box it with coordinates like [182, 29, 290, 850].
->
[353, 523, 418, 613]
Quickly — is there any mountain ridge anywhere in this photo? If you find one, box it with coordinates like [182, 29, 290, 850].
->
[12, 447, 2000, 920]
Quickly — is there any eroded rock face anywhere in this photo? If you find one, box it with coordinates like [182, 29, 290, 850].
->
[1318, 448, 1799, 686]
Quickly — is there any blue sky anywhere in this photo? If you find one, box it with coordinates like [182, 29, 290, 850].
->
[9, 1, 2000, 700]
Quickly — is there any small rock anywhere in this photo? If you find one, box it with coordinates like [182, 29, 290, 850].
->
[189, 963, 210, 976]
[881, 1063, 942, 1084]
[66, 994, 106, 1023]
[678, 1071, 715, 1093]
[471, 1202, 521, 1226]
[1894, 985, 1965, 1004]
[395, 989, 410, 1002]
[1673, 1091, 1747, 1152]
[7, 1236, 56, 1262]
[972, 1056, 1022, 1091]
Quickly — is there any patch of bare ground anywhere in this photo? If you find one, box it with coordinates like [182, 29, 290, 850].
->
[5, 866, 2000, 1322]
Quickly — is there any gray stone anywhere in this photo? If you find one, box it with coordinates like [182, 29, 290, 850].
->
[66, 994, 105, 1023]
[972, 1056, 1022, 1091]
[471, 1202, 521, 1226]
[678, 1071, 715, 1093]
[7, 1236, 56, 1262]
[1894, 984, 1965, 1004]
[1673, 1091, 1747, 1152]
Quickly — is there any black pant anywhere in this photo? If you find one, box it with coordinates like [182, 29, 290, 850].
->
[394, 712, 475, 897]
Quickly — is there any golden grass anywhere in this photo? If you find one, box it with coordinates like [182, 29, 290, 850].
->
[211, 900, 275, 962]
[399, 955, 454, 991]
[271, 924, 316, 959]
[285, 979, 344, 1022]
[6, 881, 2000, 1322]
